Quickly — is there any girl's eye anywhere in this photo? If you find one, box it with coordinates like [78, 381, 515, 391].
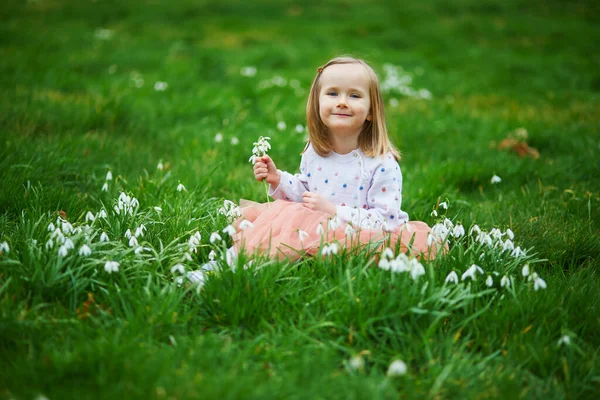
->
[327, 91, 337, 96]
[350, 93, 361, 98]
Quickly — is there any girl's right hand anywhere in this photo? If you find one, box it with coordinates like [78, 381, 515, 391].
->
[253, 155, 280, 188]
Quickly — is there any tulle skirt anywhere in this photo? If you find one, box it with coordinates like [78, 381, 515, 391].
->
[232, 199, 441, 261]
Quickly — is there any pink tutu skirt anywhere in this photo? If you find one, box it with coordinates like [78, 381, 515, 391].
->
[232, 199, 441, 261]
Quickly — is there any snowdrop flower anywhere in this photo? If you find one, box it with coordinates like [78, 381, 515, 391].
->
[58, 245, 69, 257]
[390, 254, 410, 273]
[177, 183, 187, 192]
[45, 239, 54, 250]
[321, 242, 339, 256]
[533, 274, 547, 291]
[469, 224, 481, 236]
[445, 271, 459, 284]
[134, 246, 144, 255]
[61, 221, 74, 235]
[210, 232, 222, 244]
[427, 233, 435, 247]
[240, 66, 257, 77]
[439, 201, 448, 210]
[295, 124, 304, 133]
[239, 219, 254, 231]
[486, 275, 494, 287]
[170, 264, 185, 274]
[85, 211, 95, 223]
[328, 217, 340, 231]
[248, 136, 271, 164]
[101, 182, 109, 192]
[348, 355, 364, 371]
[344, 224, 356, 237]
[154, 206, 162, 213]
[231, 137, 239, 145]
[430, 209, 438, 217]
[378, 258, 391, 271]
[106, 171, 113, 181]
[100, 232, 109, 242]
[500, 275, 511, 288]
[183, 252, 193, 261]
[63, 238, 74, 250]
[521, 264, 530, 277]
[222, 225, 236, 236]
[214, 133, 223, 143]
[94, 28, 113, 40]
[0, 241, 9, 253]
[298, 229, 309, 243]
[502, 239, 515, 252]
[452, 224, 465, 238]
[409, 258, 425, 280]
[134, 225, 146, 238]
[491, 175, 502, 184]
[98, 209, 107, 219]
[128, 236, 138, 247]
[277, 121, 286, 131]
[511, 246, 526, 258]
[505, 228, 514, 240]
[381, 247, 394, 260]
[157, 161, 164, 170]
[431, 223, 449, 241]
[557, 335, 571, 346]
[218, 200, 242, 222]
[154, 81, 168, 91]
[104, 261, 120, 273]
[386, 360, 407, 376]
[490, 228, 503, 241]
[78, 245, 92, 256]
[47, 222, 55, 232]
[124, 229, 132, 239]
[316, 224, 325, 236]
[208, 250, 216, 261]
[461, 264, 484, 281]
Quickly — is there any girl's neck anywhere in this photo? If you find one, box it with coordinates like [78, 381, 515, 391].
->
[330, 134, 359, 155]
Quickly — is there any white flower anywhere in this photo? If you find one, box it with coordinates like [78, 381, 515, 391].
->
[502, 239, 515, 252]
[128, 236, 138, 247]
[378, 259, 391, 271]
[183, 252, 193, 261]
[214, 133, 223, 143]
[557, 335, 571, 346]
[58, 245, 69, 257]
[134, 246, 145, 255]
[154, 206, 162, 213]
[94, 28, 113, 40]
[439, 201, 448, 209]
[135, 225, 146, 238]
[390, 254, 410, 273]
[157, 161, 164, 170]
[0, 241, 9, 254]
[491, 175, 502, 184]
[445, 271, 459, 284]
[249, 136, 271, 164]
[328, 217, 340, 231]
[469, 224, 481, 236]
[47, 222, 55, 232]
[177, 183, 187, 192]
[222, 225, 236, 236]
[461, 264, 484, 281]
[298, 229, 309, 243]
[522, 264, 530, 277]
[154, 81, 168, 91]
[321, 243, 338, 256]
[106, 171, 113, 181]
[84, 211, 95, 223]
[500, 275, 511, 288]
[427, 233, 435, 246]
[61, 221, 74, 235]
[170, 264, 185, 274]
[100, 232, 109, 242]
[101, 182, 109, 192]
[295, 124, 304, 133]
[239, 219, 254, 231]
[486, 275, 493, 287]
[409, 259, 425, 280]
[348, 355, 364, 371]
[124, 229, 132, 239]
[240, 66, 257, 77]
[505, 228, 514, 240]
[209, 232, 222, 244]
[490, 228, 503, 241]
[381, 247, 394, 260]
[63, 238, 74, 250]
[533, 275, 547, 291]
[511, 246, 526, 258]
[386, 360, 407, 376]
[104, 261, 120, 273]
[231, 137, 239, 145]
[78, 245, 92, 256]
[452, 224, 465, 238]
[344, 224, 356, 237]
[431, 222, 449, 241]
[277, 121, 286, 131]
[208, 250, 216, 261]
[430, 209, 438, 217]
[316, 224, 325, 236]
[98, 209, 107, 219]
[45, 239, 54, 250]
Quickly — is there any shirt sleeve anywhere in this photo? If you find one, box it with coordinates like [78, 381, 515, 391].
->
[268, 152, 310, 202]
[335, 156, 408, 230]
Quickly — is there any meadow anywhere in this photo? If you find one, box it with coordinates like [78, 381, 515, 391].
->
[1, 0, 599, 398]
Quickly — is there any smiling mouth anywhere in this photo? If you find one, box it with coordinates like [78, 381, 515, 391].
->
[332, 113, 352, 117]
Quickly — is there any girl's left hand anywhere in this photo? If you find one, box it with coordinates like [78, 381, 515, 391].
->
[302, 192, 336, 215]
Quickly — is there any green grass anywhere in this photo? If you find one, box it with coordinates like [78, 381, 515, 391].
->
[1, 0, 599, 398]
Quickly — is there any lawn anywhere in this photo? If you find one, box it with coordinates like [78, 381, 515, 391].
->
[1, 0, 599, 398]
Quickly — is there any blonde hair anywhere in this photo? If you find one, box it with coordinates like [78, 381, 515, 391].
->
[305, 56, 400, 160]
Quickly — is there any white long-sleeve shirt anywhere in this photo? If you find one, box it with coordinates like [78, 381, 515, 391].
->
[269, 143, 409, 231]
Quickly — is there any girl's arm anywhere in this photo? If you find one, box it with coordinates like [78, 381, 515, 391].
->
[268, 153, 310, 202]
[335, 157, 408, 230]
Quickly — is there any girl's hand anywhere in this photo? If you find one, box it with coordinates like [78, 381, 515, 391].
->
[302, 192, 336, 215]
[254, 155, 280, 188]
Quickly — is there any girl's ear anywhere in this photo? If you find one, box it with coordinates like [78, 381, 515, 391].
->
[366, 114, 372, 121]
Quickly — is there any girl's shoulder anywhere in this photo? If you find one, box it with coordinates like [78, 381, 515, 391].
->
[362, 150, 401, 168]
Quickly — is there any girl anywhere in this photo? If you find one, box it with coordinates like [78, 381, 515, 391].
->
[233, 56, 438, 262]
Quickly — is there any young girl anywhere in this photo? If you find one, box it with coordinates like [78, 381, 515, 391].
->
[231, 56, 438, 262]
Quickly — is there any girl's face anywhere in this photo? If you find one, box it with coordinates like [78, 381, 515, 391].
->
[318, 63, 372, 139]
